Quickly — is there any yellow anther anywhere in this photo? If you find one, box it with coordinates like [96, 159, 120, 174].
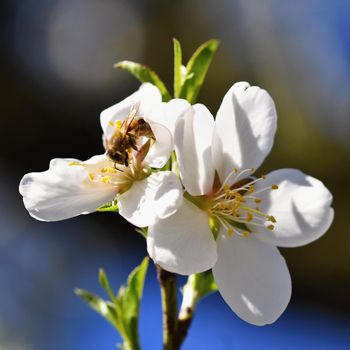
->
[233, 168, 238, 173]
[115, 120, 123, 128]
[88, 173, 95, 181]
[248, 185, 254, 193]
[223, 184, 230, 191]
[242, 230, 249, 237]
[101, 167, 117, 174]
[246, 212, 254, 222]
[271, 184, 279, 190]
[268, 216, 277, 223]
[254, 198, 262, 204]
[267, 224, 275, 230]
[101, 176, 111, 184]
[227, 228, 234, 237]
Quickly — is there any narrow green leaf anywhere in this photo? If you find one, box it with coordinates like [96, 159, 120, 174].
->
[99, 269, 116, 302]
[193, 271, 217, 300]
[76, 258, 149, 350]
[180, 39, 219, 103]
[75, 288, 119, 329]
[173, 38, 182, 98]
[135, 227, 148, 239]
[115, 61, 172, 101]
[97, 201, 118, 213]
[115, 257, 149, 349]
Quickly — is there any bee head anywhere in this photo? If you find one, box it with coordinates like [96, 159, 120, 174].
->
[107, 150, 127, 164]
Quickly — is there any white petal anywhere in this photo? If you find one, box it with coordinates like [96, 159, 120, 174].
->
[252, 169, 334, 247]
[213, 231, 291, 325]
[147, 198, 217, 275]
[118, 171, 183, 227]
[174, 104, 215, 195]
[143, 121, 173, 168]
[212, 82, 277, 184]
[19, 156, 118, 222]
[100, 83, 162, 139]
[147, 99, 191, 138]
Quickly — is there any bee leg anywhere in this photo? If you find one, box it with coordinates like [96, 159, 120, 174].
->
[113, 162, 124, 172]
[129, 136, 139, 151]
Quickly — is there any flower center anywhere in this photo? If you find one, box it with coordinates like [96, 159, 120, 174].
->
[209, 168, 278, 238]
[69, 159, 150, 194]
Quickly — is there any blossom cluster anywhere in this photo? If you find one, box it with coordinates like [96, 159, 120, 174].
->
[19, 82, 334, 325]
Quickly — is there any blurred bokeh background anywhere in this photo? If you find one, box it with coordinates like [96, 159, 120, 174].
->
[1, 0, 350, 349]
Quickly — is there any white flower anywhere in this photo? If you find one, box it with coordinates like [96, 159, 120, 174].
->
[147, 82, 334, 325]
[19, 83, 183, 226]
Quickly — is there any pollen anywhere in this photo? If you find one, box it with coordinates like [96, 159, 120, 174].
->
[268, 215, 277, 223]
[242, 230, 249, 237]
[68, 161, 81, 166]
[246, 212, 254, 222]
[254, 198, 262, 204]
[271, 184, 279, 190]
[101, 167, 117, 174]
[227, 228, 234, 237]
[101, 176, 111, 184]
[267, 224, 275, 230]
[88, 173, 95, 181]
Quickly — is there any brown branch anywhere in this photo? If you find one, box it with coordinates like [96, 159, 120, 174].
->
[156, 265, 179, 350]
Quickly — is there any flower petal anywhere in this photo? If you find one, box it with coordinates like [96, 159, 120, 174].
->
[213, 231, 291, 325]
[252, 169, 334, 247]
[147, 198, 217, 275]
[212, 82, 277, 184]
[147, 99, 191, 138]
[174, 104, 215, 195]
[19, 156, 118, 221]
[143, 120, 173, 168]
[118, 171, 183, 227]
[100, 83, 162, 139]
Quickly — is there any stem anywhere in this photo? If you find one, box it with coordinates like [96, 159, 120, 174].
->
[176, 275, 197, 348]
[156, 265, 179, 350]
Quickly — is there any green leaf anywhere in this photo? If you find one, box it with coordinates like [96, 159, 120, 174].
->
[135, 227, 148, 239]
[180, 39, 219, 103]
[115, 257, 149, 349]
[99, 269, 116, 302]
[97, 201, 118, 213]
[192, 271, 217, 301]
[75, 289, 119, 330]
[115, 61, 172, 101]
[76, 258, 149, 350]
[173, 38, 182, 98]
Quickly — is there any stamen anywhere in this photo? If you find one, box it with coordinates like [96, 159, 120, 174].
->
[209, 170, 278, 239]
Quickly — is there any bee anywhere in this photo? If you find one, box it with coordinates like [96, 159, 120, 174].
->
[104, 104, 154, 167]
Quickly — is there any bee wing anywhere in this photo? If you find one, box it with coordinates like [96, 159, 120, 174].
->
[120, 102, 140, 137]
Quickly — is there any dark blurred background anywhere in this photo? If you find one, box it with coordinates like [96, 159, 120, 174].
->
[1, 0, 350, 349]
